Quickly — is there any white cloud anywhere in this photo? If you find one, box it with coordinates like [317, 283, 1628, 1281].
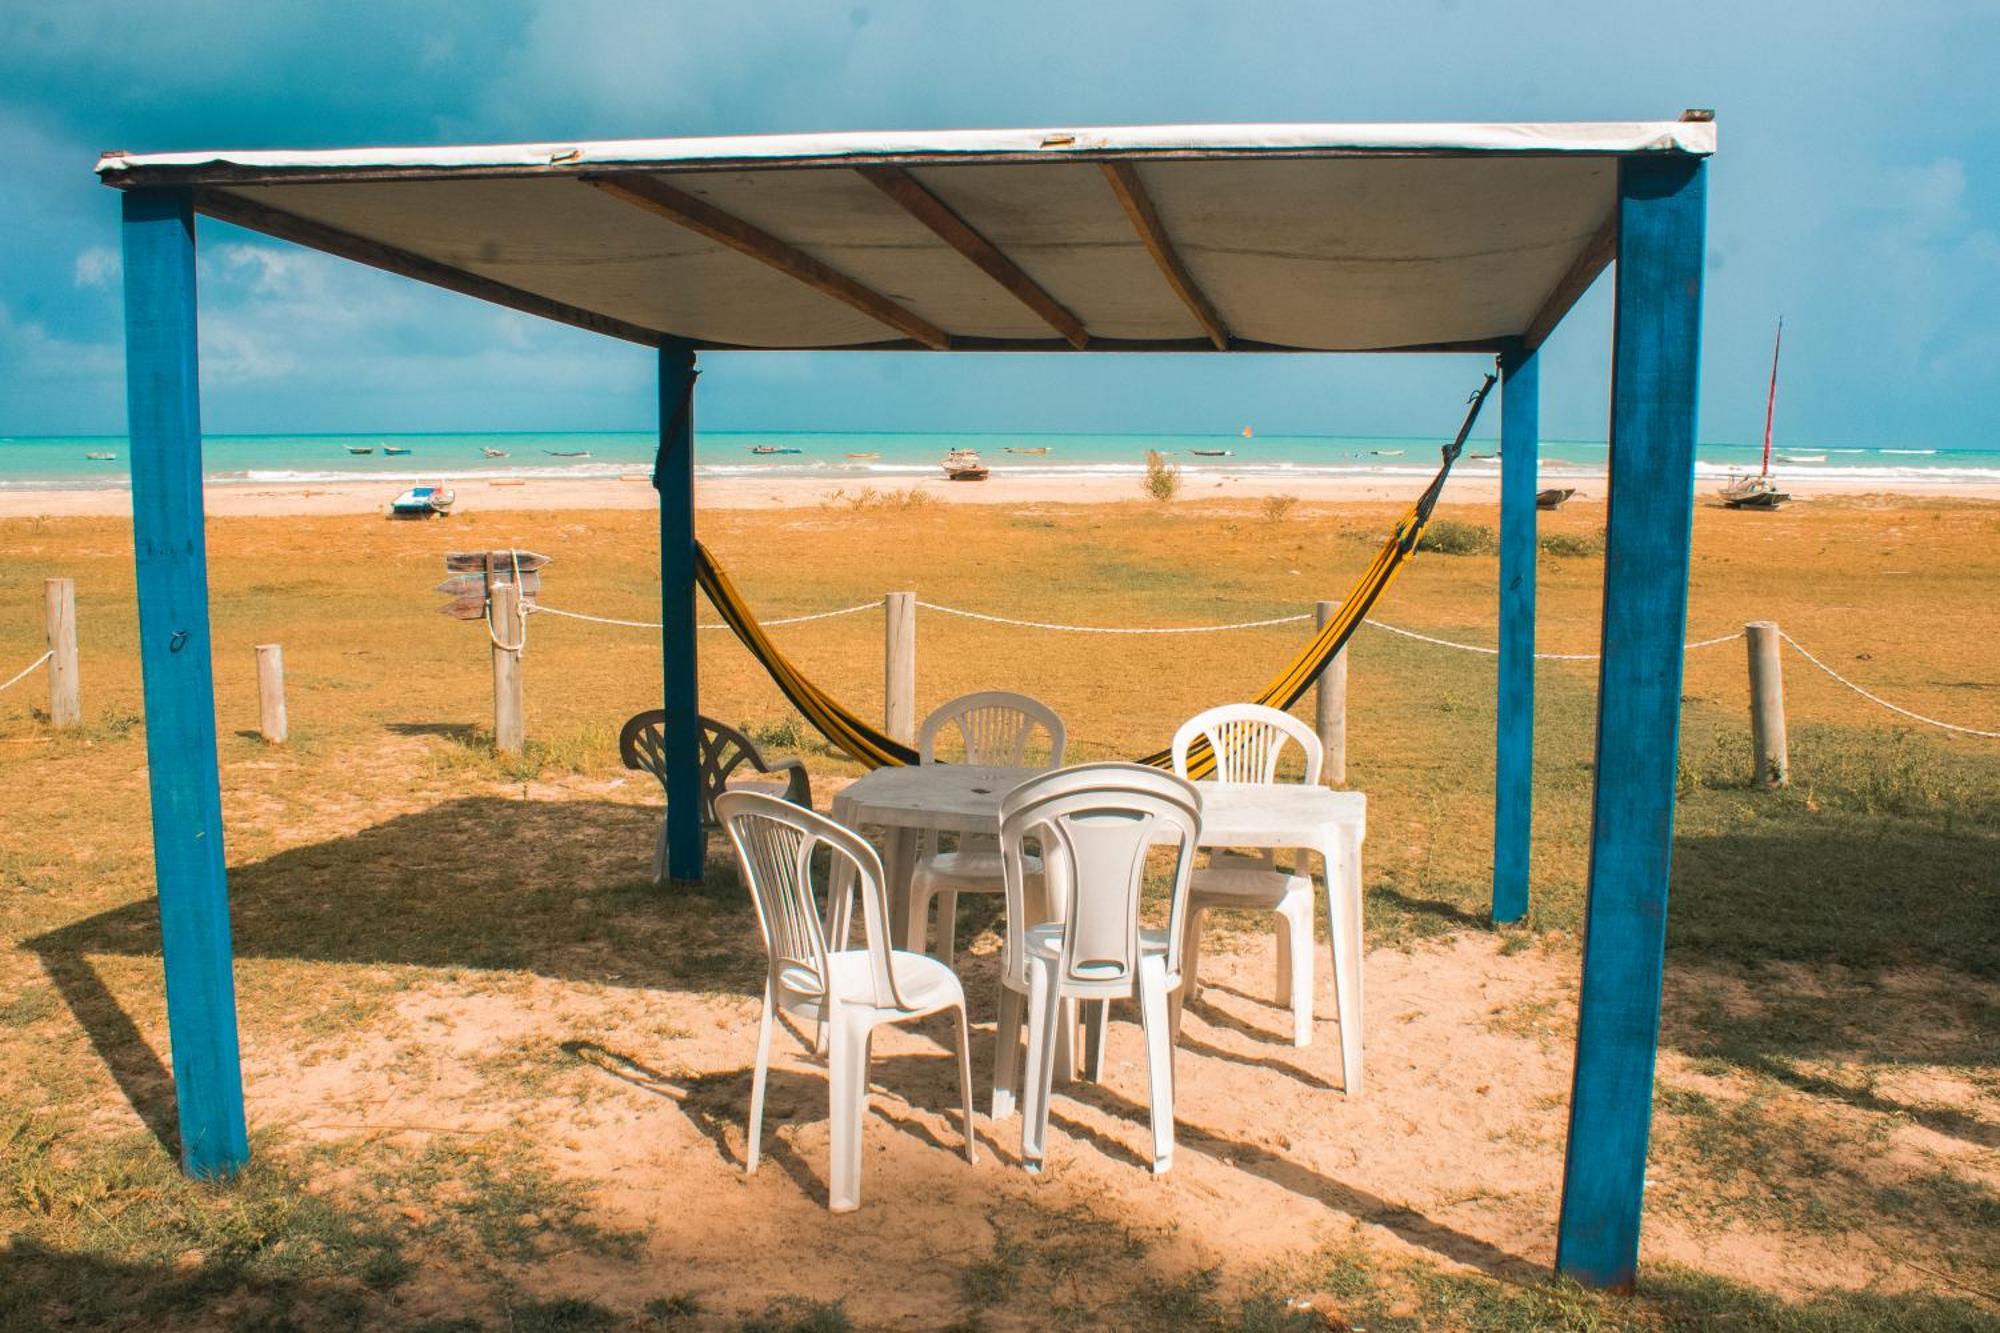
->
[73, 246, 119, 289]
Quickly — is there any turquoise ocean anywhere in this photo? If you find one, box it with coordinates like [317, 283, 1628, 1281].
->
[3, 430, 1996, 490]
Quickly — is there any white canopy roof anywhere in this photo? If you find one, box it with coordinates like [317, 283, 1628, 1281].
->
[97, 119, 1715, 354]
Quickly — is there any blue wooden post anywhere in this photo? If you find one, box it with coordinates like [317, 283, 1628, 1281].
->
[1555, 155, 1707, 1289]
[122, 187, 249, 1177]
[1493, 339, 1538, 925]
[656, 342, 705, 883]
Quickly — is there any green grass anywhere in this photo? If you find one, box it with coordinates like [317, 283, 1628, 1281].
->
[1418, 518, 1497, 555]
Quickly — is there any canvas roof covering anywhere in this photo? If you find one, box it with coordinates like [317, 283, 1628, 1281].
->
[97, 120, 1715, 354]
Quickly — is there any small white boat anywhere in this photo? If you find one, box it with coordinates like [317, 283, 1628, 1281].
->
[1371, 449, 1404, 457]
[391, 483, 455, 518]
[750, 445, 802, 455]
[481, 447, 509, 458]
[84, 451, 117, 461]
[1189, 449, 1234, 457]
[381, 444, 412, 456]
[544, 449, 592, 458]
[942, 448, 989, 481]
[345, 444, 374, 455]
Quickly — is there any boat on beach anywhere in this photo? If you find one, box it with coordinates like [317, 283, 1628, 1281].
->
[390, 483, 455, 518]
[941, 448, 989, 481]
[1721, 318, 1793, 510]
[1536, 487, 1577, 510]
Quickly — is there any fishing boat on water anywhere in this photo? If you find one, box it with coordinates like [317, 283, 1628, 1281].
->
[1190, 449, 1234, 457]
[390, 482, 455, 518]
[345, 444, 374, 455]
[941, 448, 989, 481]
[481, 447, 510, 458]
[750, 445, 802, 455]
[844, 451, 880, 460]
[1721, 318, 1793, 510]
[1004, 446, 1050, 455]
[381, 444, 412, 455]
[84, 451, 117, 461]
[544, 449, 592, 458]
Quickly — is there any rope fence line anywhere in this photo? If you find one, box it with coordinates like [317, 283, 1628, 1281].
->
[517, 593, 1996, 741]
[1778, 630, 2000, 741]
[0, 650, 53, 695]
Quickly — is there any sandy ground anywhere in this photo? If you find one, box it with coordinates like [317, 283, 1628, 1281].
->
[5, 469, 1999, 518]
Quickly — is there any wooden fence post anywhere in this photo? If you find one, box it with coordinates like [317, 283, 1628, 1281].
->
[1745, 620, 1788, 787]
[44, 577, 79, 728]
[885, 590, 916, 744]
[491, 582, 525, 754]
[255, 644, 287, 744]
[1315, 600, 1347, 785]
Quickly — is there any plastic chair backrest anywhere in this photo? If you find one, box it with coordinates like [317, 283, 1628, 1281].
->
[919, 691, 1067, 768]
[998, 763, 1202, 991]
[1171, 703, 1324, 785]
[620, 711, 776, 822]
[713, 791, 909, 1011]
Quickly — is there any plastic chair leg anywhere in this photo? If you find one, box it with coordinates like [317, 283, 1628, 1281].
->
[992, 984, 1024, 1120]
[1278, 893, 1315, 1048]
[1138, 955, 1177, 1174]
[651, 817, 669, 887]
[953, 1003, 979, 1163]
[936, 889, 960, 967]
[746, 980, 776, 1174]
[826, 1009, 872, 1213]
[1082, 999, 1110, 1082]
[903, 881, 933, 959]
[1021, 963, 1061, 1172]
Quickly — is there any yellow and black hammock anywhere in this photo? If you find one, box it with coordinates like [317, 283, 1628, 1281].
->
[697, 371, 1497, 778]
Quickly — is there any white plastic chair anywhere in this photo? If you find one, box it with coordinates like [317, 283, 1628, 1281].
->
[994, 763, 1202, 1174]
[714, 790, 977, 1213]
[1171, 703, 1323, 1048]
[906, 691, 1067, 964]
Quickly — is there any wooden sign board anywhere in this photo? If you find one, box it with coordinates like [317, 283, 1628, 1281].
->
[444, 550, 551, 574]
[435, 571, 540, 599]
[437, 595, 490, 621]
[439, 550, 550, 619]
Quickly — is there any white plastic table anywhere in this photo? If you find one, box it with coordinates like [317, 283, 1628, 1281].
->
[831, 765, 1369, 1093]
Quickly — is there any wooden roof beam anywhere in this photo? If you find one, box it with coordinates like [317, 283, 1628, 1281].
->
[855, 165, 1089, 349]
[1099, 161, 1230, 350]
[1521, 214, 1618, 351]
[586, 174, 952, 350]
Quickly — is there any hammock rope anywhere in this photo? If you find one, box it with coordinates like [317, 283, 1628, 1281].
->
[697, 370, 1499, 777]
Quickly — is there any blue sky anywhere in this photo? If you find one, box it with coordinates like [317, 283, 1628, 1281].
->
[1, 1, 1995, 446]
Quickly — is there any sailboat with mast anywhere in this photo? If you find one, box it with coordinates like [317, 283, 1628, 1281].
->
[1720, 319, 1793, 510]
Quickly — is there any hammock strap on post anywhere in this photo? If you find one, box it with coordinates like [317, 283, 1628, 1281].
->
[699, 369, 1498, 775]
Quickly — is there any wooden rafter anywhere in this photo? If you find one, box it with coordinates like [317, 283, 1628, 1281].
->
[855, 165, 1089, 349]
[194, 189, 668, 347]
[1099, 161, 1229, 350]
[586, 174, 951, 350]
[1522, 214, 1618, 351]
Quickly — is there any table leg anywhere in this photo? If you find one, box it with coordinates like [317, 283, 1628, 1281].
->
[1319, 830, 1364, 1095]
[882, 826, 918, 950]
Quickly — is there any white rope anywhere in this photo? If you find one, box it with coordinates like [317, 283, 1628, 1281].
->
[526, 602, 876, 631]
[1780, 630, 2000, 740]
[1360, 622, 1741, 662]
[483, 551, 529, 654]
[915, 601, 1312, 635]
[0, 650, 52, 694]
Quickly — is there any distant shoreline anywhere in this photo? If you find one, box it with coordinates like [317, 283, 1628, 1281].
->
[3, 470, 1996, 519]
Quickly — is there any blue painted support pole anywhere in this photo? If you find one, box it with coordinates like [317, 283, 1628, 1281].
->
[122, 187, 249, 1177]
[657, 342, 705, 884]
[1493, 339, 1539, 925]
[1555, 155, 1707, 1289]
